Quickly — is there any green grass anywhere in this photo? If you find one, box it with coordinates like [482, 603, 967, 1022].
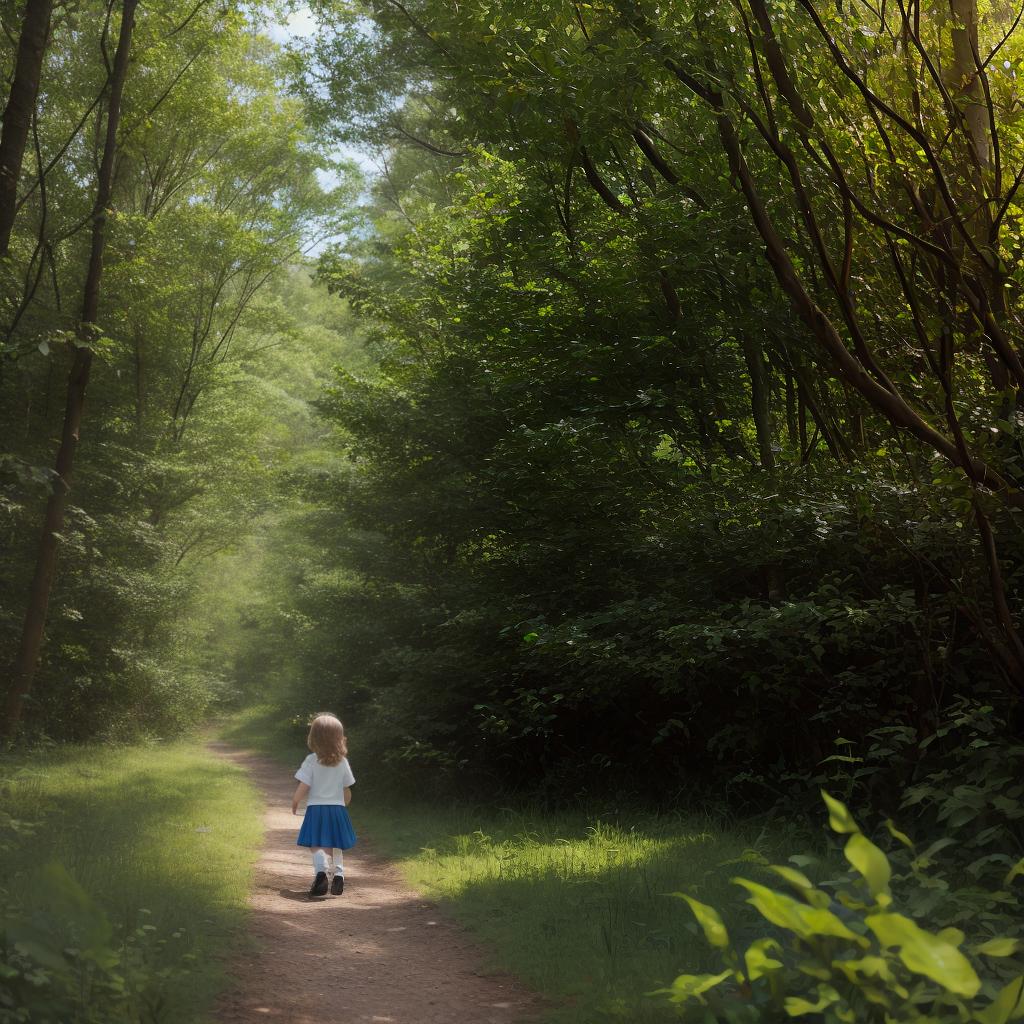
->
[356, 801, 796, 1023]
[0, 738, 263, 1022]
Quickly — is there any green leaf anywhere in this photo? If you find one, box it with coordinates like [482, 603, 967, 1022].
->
[976, 976, 1024, 1024]
[832, 955, 903, 992]
[884, 819, 914, 850]
[655, 969, 733, 1004]
[733, 878, 864, 944]
[865, 912, 981, 997]
[744, 938, 783, 980]
[975, 938, 1021, 958]
[822, 790, 860, 835]
[844, 833, 892, 905]
[1005, 858, 1024, 886]
[784, 986, 840, 1016]
[675, 893, 730, 949]
[770, 863, 814, 891]
[769, 864, 832, 908]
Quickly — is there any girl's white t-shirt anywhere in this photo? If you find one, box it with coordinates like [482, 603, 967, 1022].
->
[294, 754, 355, 806]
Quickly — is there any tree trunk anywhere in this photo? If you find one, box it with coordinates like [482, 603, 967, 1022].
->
[948, 0, 989, 171]
[741, 332, 775, 469]
[2, 0, 139, 741]
[0, 0, 54, 256]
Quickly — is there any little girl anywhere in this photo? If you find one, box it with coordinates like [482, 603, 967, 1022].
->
[292, 712, 357, 898]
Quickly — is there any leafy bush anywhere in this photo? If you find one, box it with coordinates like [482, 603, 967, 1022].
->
[812, 703, 1024, 895]
[662, 792, 1024, 1023]
[1, 863, 185, 1024]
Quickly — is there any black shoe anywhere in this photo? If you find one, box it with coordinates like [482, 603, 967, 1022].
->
[309, 871, 329, 898]
[331, 873, 345, 896]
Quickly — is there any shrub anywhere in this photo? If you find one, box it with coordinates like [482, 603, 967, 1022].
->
[661, 792, 1024, 1023]
[1, 862, 183, 1024]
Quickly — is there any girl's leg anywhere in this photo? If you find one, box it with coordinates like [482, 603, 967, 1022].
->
[330, 847, 345, 894]
[308, 846, 330, 897]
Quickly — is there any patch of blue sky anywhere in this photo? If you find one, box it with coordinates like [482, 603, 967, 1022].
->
[259, 4, 379, 254]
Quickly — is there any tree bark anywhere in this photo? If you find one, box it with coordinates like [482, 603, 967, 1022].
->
[2, 0, 139, 740]
[948, 0, 989, 170]
[0, 0, 54, 256]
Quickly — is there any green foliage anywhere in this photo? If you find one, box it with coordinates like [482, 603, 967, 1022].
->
[0, 5, 347, 743]
[221, 0, 1024, 809]
[254, 133, 1014, 802]
[663, 793, 1024, 1023]
[1, 864, 182, 1024]
[0, 740, 262, 1022]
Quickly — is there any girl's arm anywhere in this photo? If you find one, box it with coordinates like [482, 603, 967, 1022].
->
[292, 781, 310, 815]
[344, 786, 353, 806]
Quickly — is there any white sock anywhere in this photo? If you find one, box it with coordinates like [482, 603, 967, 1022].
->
[332, 849, 344, 876]
[313, 849, 329, 874]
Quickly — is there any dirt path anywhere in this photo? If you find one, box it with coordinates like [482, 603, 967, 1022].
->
[209, 743, 539, 1024]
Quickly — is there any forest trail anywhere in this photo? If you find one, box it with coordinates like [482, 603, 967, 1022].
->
[209, 743, 540, 1024]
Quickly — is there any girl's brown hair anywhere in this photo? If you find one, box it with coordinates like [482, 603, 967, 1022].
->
[306, 713, 348, 766]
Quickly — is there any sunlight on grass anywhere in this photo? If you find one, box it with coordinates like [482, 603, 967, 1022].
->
[359, 803, 791, 1024]
[413, 822, 710, 890]
[0, 739, 262, 1022]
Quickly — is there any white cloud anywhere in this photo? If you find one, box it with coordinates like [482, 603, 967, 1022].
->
[266, 5, 317, 43]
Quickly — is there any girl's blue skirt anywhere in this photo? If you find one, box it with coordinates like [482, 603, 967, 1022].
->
[296, 805, 357, 850]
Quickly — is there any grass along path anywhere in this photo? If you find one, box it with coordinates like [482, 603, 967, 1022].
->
[355, 803, 786, 1024]
[0, 738, 263, 1022]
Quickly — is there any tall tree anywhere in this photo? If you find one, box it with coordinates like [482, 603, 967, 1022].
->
[2, 0, 139, 738]
[0, 0, 54, 255]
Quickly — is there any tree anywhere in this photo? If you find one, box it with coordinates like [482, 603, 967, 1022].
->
[0, 0, 53, 255]
[2, 0, 139, 738]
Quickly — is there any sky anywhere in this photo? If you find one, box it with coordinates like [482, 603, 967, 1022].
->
[261, 4, 379, 254]
[265, 4, 379, 174]
[266, 6, 318, 44]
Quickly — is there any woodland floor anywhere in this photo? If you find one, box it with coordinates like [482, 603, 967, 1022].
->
[209, 742, 541, 1024]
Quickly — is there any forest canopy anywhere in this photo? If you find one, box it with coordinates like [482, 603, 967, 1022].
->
[2, 0, 1024, 812]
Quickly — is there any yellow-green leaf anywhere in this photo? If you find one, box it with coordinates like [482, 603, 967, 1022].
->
[975, 938, 1021, 958]
[785, 986, 840, 1016]
[799, 963, 831, 980]
[1006, 859, 1024, 886]
[771, 863, 814, 891]
[976, 975, 1024, 1024]
[866, 912, 980, 997]
[675, 894, 730, 950]
[832, 957, 907, 998]
[884, 819, 915, 850]
[844, 833, 892, 905]
[822, 790, 860, 835]
[744, 938, 783, 980]
[734, 878, 864, 944]
[770, 864, 831, 908]
[658, 970, 733, 1004]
